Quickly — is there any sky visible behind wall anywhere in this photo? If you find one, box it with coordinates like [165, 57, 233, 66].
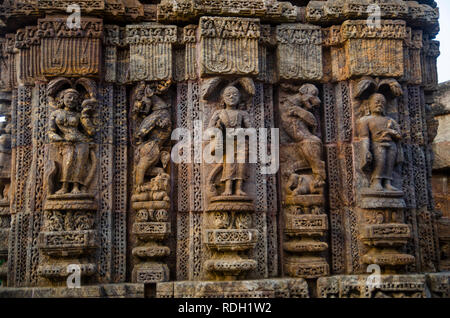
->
[437, 0, 450, 83]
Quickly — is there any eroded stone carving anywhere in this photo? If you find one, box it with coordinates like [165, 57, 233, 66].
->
[0, 93, 11, 285]
[0, 0, 447, 298]
[280, 83, 329, 279]
[354, 77, 414, 271]
[131, 80, 172, 284]
[358, 93, 403, 193]
[202, 77, 258, 280]
[38, 78, 99, 285]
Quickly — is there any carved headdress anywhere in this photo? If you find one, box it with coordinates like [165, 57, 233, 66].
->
[201, 77, 255, 109]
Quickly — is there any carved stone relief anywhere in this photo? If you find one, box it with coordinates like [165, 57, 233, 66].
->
[202, 77, 258, 281]
[38, 78, 99, 285]
[0, 0, 446, 298]
[131, 80, 172, 283]
[279, 83, 329, 279]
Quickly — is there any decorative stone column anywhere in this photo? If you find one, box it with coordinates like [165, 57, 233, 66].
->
[126, 23, 177, 284]
[130, 81, 173, 284]
[279, 83, 329, 279]
[0, 92, 11, 285]
[202, 77, 259, 280]
[274, 23, 329, 279]
[37, 77, 99, 286]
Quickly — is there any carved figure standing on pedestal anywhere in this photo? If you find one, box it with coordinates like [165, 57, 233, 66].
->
[0, 115, 11, 201]
[133, 82, 172, 192]
[208, 85, 252, 196]
[281, 83, 325, 190]
[357, 93, 403, 192]
[47, 88, 97, 195]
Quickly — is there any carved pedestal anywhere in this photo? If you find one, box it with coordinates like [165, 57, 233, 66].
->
[358, 190, 414, 271]
[0, 200, 9, 285]
[131, 197, 171, 283]
[283, 195, 329, 278]
[204, 196, 258, 281]
[38, 194, 98, 285]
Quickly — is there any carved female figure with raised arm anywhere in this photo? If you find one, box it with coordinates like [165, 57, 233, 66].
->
[47, 88, 97, 195]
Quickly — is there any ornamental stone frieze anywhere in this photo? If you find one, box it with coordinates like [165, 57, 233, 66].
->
[0, 0, 447, 298]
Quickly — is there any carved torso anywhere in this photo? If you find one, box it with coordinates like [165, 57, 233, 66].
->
[51, 109, 90, 142]
[281, 96, 318, 143]
[212, 108, 250, 130]
[358, 115, 401, 143]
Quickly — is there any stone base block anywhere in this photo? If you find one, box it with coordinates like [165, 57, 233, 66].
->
[284, 258, 329, 279]
[317, 274, 428, 298]
[132, 263, 169, 283]
[156, 278, 309, 298]
[426, 272, 450, 298]
[359, 189, 406, 209]
[44, 193, 97, 211]
[207, 195, 254, 212]
[0, 284, 144, 298]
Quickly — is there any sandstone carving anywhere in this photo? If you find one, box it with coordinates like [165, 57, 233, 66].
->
[131, 80, 172, 284]
[357, 93, 403, 193]
[0, 0, 446, 298]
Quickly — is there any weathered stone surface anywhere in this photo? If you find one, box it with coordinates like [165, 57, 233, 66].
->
[433, 81, 450, 170]
[0, 0, 447, 298]
[317, 274, 428, 298]
[157, 278, 309, 298]
[0, 284, 145, 298]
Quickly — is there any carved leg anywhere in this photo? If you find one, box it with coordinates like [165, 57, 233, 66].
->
[135, 159, 149, 188]
[300, 140, 326, 186]
[384, 179, 400, 192]
[223, 180, 233, 196]
[235, 180, 247, 196]
[56, 182, 69, 195]
[370, 178, 384, 191]
[71, 183, 81, 194]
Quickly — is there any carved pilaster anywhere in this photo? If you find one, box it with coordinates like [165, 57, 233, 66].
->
[199, 17, 260, 77]
[324, 20, 406, 81]
[276, 24, 322, 81]
[130, 81, 173, 283]
[0, 92, 12, 286]
[353, 77, 414, 272]
[201, 77, 259, 280]
[279, 83, 329, 279]
[37, 78, 99, 286]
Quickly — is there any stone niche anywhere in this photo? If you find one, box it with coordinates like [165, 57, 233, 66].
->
[0, 0, 448, 298]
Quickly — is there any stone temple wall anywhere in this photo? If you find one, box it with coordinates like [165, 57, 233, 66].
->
[0, 0, 449, 298]
[432, 81, 450, 273]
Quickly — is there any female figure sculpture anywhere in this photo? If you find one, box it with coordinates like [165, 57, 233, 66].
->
[47, 88, 97, 195]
